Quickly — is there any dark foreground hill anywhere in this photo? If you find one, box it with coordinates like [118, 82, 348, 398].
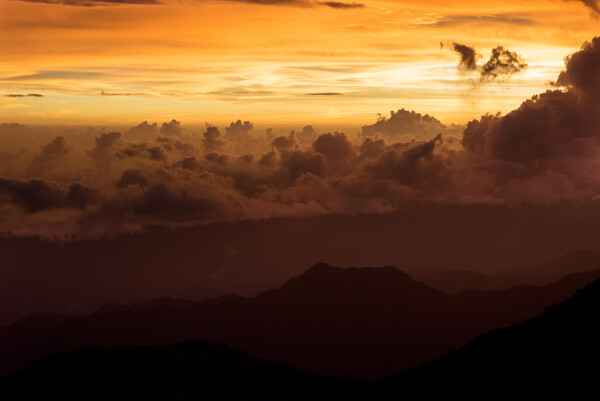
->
[375, 279, 600, 400]
[1, 265, 599, 380]
[0, 341, 365, 401]
[1, 278, 600, 401]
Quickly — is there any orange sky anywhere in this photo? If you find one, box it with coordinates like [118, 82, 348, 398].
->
[1, 0, 599, 126]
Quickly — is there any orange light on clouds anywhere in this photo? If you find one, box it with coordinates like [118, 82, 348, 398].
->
[1, 0, 598, 126]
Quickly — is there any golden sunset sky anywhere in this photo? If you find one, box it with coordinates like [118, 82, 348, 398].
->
[1, 0, 598, 126]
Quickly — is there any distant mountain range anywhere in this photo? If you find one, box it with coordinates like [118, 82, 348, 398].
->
[2, 278, 599, 400]
[5, 202, 600, 325]
[1, 262, 599, 380]
[410, 249, 600, 293]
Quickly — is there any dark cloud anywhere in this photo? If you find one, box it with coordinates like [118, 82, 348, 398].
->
[29, 136, 72, 177]
[203, 126, 227, 153]
[480, 46, 528, 82]
[88, 131, 122, 172]
[116, 143, 167, 162]
[0, 178, 96, 212]
[443, 42, 527, 83]
[21, 0, 157, 5]
[312, 132, 355, 163]
[362, 109, 448, 139]
[116, 169, 149, 188]
[306, 92, 344, 96]
[129, 121, 158, 136]
[279, 149, 326, 179]
[271, 131, 298, 150]
[317, 1, 365, 8]
[160, 119, 183, 137]
[554, 37, 600, 100]
[4, 94, 43, 98]
[225, 120, 253, 141]
[575, 0, 600, 14]
[367, 135, 445, 188]
[443, 42, 478, 72]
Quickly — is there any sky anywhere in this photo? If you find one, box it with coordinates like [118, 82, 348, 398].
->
[1, 0, 599, 126]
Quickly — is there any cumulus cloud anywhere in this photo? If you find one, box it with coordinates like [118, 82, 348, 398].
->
[3, 37, 600, 238]
[271, 131, 298, 150]
[0, 178, 96, 213]
[160, 119, 183, 137]
[29, 136, 72, 177]
[225, 120, 253, 141]
[362, 108, 449, 139]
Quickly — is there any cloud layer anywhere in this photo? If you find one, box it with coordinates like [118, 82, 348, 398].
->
[2, 37, 600, 238]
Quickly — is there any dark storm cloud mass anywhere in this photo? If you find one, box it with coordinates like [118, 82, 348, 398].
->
[3, 37, 600, 238]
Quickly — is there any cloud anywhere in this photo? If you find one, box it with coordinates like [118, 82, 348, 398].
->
[20, 0, 158, 5]
[306, 92, 343, 96]
[160, 119, 183, 137]
[5, 71, 102, 81]
[434, 14, 535, 28]
[554, 37, 600, 100]
[225, 120, 253, 141]
[317, 1, 365, 9]
[271, 131, 298, 150]
[203, 126, 228, 153]
[116, 169, 149, 188]
[4, 37, 600, 238]
[88, 131, 122, 172]
[0, 178, 96, 213]
[480, 46, 527, 82]
[362, 108, 449, 139]
[575, 0, 600, 15]
[4, 94, 43, 98]
[100, 91, 145, 97]
[442, 42, 478, 72]
[29, 136, 72, 177]
[444, 42, 527, 83]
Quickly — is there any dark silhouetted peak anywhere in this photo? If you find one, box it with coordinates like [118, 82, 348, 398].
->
[271, 264, 441, 300]
[376, 277, 600, 400]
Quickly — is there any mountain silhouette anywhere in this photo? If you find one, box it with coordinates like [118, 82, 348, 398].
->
[374, 278, 600, 400]
[5, 202, 600, 325]
[2, 278, 600, 400]
[410, 249, 600, 294]
[0, 341, 365, 401]
[1, 264, 599, 380]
